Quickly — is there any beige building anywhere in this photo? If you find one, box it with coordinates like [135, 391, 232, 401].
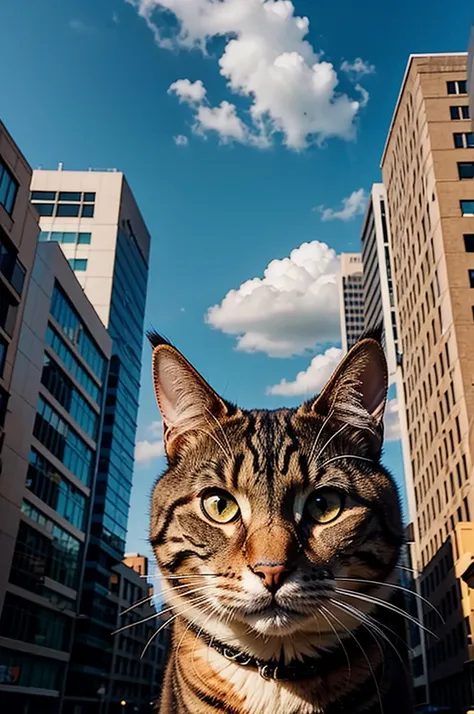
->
[381, 53, 474, 710]
[0, 122, 39, 456]
[469, 24, 474, 125]
[337, 253, 365, 352]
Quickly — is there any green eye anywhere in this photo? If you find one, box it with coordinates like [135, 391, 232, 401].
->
[306, 489, 343, 524]
[201, 490, 240, 524]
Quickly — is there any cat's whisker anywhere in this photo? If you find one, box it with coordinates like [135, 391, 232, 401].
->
[329, 598, 408, 674]
[318, 454, 374, 469]
[140, 595, 213, 660]
[204, 406, 234, 461]
[395, 564, 418, 576]
[323, 603, 384, 714]
[197, 427, 231, 462]
[120, 579, 213, 617]
[317, 604, 352, 683]
[313, 423, 348, 466]
[334, 587, 439, 640]
[141, 573, 220, 580]
[113, 586, 216, 635]
[307, 408, 335, 466]
[335, 577, 444, 623]
[190, 605, 221, 689]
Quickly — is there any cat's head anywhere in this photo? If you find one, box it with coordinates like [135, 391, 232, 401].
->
[148, 331, 403, 644]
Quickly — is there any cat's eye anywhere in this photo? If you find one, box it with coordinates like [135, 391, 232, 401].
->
[306, 489, 343, 524]
[201, 490, 240, 523]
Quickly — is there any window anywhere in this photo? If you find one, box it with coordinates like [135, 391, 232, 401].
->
[453, 132, 474, 149]
[447, 80, 468, 95]
[46, 326, 101, 403]
[0, 336, 7, 377]
[463, 234, 474, 252]
[469, 270, 474, 288]
[77, 232, 91, 244]
[56, 203, 80, 217]
[34, 203, 54, 216]
[58, 191, 81, 201]
[84, 192, 96, 202]
[0, 592, 71, 651]
[81, 204, 94, 218]
[461, 200, 474, 216]
[458, 162, 474, 180]
[68, 258, 88, 271]
[0, 159, 18, 215]
[450, 106, 470, 120]
[39, 231, 91, 245]
[31, 190, 56, 201]
[0, 227, 26, 295]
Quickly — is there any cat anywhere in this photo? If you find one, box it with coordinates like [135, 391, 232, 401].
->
[147, 328, 414, 714]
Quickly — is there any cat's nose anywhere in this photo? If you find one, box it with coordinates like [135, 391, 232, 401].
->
[253, 563, 291, 592]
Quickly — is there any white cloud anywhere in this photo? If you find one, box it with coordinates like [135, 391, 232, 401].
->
[206, 241, 340, 357]
[169, 78, 207, 104]
[147, 421, 163, 439]
[135, 439, 165, 464]
[318, 188, 368, 222]
[384, 398, 401, 442]
[266, 346, 342, 396]
[127, 0, 363, 150]
[174, 134, 189, 146]
[340, 58, 375, 79]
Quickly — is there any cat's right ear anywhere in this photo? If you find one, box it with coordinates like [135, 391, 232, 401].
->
[148, 332, 229, 460]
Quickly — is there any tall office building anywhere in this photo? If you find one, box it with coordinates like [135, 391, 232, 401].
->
[337, 253, 365, 352]
[469, 24, 474, 123]
[381, 53, 474, 710]
[30, 169, 150, 711]
[0, 242, 111, 714]
[0, 122, 39, 458]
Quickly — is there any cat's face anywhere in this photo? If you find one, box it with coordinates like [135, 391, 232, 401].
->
[149, 333, 403, 642]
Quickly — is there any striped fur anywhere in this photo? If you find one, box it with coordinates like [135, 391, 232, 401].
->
[147, 332, 413, 713]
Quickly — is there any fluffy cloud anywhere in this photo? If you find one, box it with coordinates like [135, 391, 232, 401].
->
[174, 134, 189, 146]
[134, 421, 165, 465]
[267, 346, 342, 396]
[340, 58, 375, 79]
[318, 188, 367, 222]
[169, 78, 207, 103]
[206, 241, 340, 357]
[384, 398, 401, 442]
[127, 0, 363, 149]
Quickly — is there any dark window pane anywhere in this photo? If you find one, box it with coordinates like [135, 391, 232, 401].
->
[34, 203, 54, 216]
[56, 204, 80, 217]
[453, 133, 464, 148]
[0, 337, 7, 377]
[81, 204, 94, 218]
[458, 80, 467, 94]
[83, 192, 96, 202]
[0, 161, 19, 216]
[77, 233, 91, 244]
[62, 232, 76, 244]
[447, 81, 456, 95]
[467, 133, 474, 148]
[69, 258, 88, 271]
[11, 259, 26, 295]
[470, 270, 474, 288]
[462, 106, 471, 119]
[450, 106, 461, 120]
[458, 162, 474, 180]
[58, 192, 81, 201]
[464, 235, 474, 252]
[461, 200, 474, 216]
[31, 191, 56, 201]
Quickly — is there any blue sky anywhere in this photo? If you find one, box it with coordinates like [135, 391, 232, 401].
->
[1, 0, 472, 563]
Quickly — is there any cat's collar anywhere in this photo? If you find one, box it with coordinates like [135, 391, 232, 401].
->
[197, 631, 321, 682]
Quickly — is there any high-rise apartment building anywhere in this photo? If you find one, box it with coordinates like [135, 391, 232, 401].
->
[0, 122, 39, 455]
[0, 242, 111, 714]
[337, 253, 365, 352]
[381, 53, 474, 710]
[30, 169, 150, 710]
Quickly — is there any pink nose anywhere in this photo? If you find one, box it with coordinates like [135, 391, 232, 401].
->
[253, 564, 290, 592]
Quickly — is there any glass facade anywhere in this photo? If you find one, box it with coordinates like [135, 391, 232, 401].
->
[34, 396, 94, 486]
[31, 190, 95, 220]
[0, 646, 63, 690]
[1, 225, 27, 295]
[46, 325, 102, 404]
[50, 285, 106, 380]
[39, 231, 91, 245]
[93, 229, 147, 554]
[0, 593, 71, 651]
[0, 158, 18, 215]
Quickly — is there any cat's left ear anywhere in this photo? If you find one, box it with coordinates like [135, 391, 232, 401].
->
[148, 332, 232, 461]
[298, 329, 388, 452]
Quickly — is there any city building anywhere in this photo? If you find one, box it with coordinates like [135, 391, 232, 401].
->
[337, 253, 365, 352]
[0, 241, 111, 714]
[361, 183, 428, 704]
[30, 168, 151, 711]
[381, 52, 474, 710]
[469, 24, 474, 125]
[103, 555, 169, 714]
[0, 121, 39, 459]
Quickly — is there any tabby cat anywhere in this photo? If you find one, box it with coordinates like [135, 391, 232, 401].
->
[147, 329, 414, 714]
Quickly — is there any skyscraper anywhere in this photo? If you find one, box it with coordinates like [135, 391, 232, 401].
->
[0, 241, 111, 714]
[30, 169, 150, 711]
[468, 24, 474, 124]
[381, 53, 474, 709]
[337, 253, 365, 352]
